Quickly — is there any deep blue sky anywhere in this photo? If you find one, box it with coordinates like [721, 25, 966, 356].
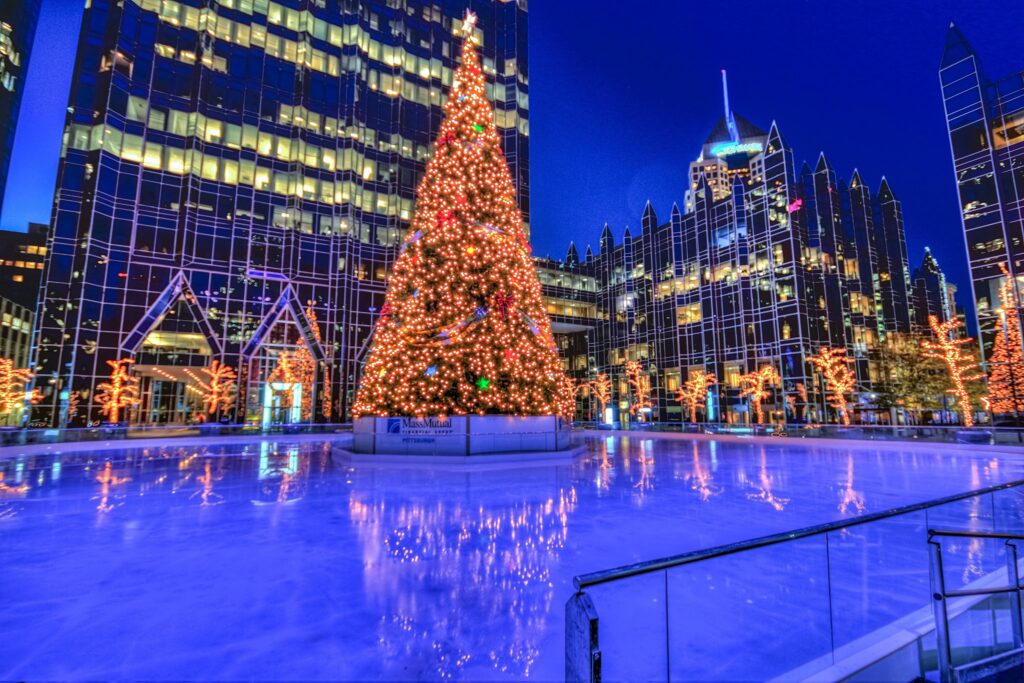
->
[4, 1, 1023, 318]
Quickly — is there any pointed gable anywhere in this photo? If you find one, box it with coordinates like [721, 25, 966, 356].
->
[565, 241, 580, 267]
[941, 22, 976, 69]
[599, 223, 614, 252]
[765, 121, 785, 155]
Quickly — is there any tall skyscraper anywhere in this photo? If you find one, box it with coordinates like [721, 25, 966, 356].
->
[539, 81, 927, 426]
[912, 246, 954, 331]
[32, 0, 528, 427]
[0, 0, 41, 218]
[940, 23, 1024, 365]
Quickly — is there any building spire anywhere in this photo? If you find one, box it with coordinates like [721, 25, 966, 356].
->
[722, 69, 739, 143]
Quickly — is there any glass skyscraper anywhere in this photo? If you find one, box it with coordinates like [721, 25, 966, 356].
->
[542, 100, 942, 426]
[32, 0, 528, 427]
[940, 23, 1024, 374]
[0, 0, 41, 218]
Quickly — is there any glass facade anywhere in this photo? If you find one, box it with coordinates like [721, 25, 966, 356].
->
[940, 23, 1024, 365]
[543, 112, 941, 426]
[32, 0, 528, 427]
[0, 0, 41, 218]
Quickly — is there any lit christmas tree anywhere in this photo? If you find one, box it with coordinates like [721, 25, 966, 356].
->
[353, 13, 571, 418]
[986, 264, 1024, 418]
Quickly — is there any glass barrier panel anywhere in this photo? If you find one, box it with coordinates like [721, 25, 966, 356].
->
[588, 572, 669, 682]
[826, 511, 931, 656]
[664, 536, 831, 680]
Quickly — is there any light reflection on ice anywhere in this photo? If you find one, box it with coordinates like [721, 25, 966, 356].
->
[2, 435, 1023, 680]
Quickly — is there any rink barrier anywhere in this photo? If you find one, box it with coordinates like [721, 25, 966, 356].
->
[566, 478, 1024, 683]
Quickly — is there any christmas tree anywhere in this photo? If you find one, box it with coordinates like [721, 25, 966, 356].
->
[987, 264, 1024, 417]
[353, 13, 571, 418]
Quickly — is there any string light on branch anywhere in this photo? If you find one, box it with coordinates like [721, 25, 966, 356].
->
[625, 360, 652, 420]
[0, 357, 39, 422]
[739, 365, 780, 425]
[808, 347, 856, 425]
[96, 358, 140, 424]
[923, 315, 984, 427]
[677, 369, 716, 423]
[985, 263, 1024, 417]
[589, 373, 612, 421]
[184, 360, 238, 415]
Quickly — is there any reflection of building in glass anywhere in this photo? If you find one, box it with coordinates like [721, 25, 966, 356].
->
[32, 0, 528, 427]
[0, 1, 41, 218]
[940, 24, 1024, 381]
[347, 485, 577, 679]
[0, 224, 48, 367]
[539, 79, 954, 426]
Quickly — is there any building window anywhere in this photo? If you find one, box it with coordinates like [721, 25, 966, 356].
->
[677, 303, 701, 325]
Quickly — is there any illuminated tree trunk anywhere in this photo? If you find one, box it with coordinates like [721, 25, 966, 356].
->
[677, 370, 716, 423]
[0, 358, 37, 426]
[923, 315, 984, 427]
[353, 13, 571, 418]
[96, 358, 140, 425]
[589, 373, 612, 421]
[808, 348, 856, 425]
[740, 365, 780, 425]
[625, 360, 652, 421]
[986, 264, 1024, 419]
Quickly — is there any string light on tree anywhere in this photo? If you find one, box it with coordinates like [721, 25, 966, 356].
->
[0, 357, 39, 424]
[739, 365, 780, 425]
[352, 13, 572, 419]
[625, 360, 652, 420]
[808, 347, 856, 425]
[589, 373, 612, 421]
[677, 369, 716, 423]
[985, 263, 1024, 418]
[184, 360, 238, 416]
[96, 358, 140, 424]
[923, 315, 984, 428]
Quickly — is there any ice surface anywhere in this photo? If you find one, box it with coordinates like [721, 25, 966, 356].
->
[1, 436, 1023, 680]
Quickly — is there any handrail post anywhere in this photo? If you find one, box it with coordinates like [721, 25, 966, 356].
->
[566, 590, 601, 683]
[1006, 540, 1024, 649]
[929, 536, 954, 683]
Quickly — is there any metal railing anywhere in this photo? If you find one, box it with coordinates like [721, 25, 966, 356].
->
[0, 422, 353, 448]
[574, 421, 1024, 445]
[566, 479, 1024, 682]
[929, 529, 1024, 682]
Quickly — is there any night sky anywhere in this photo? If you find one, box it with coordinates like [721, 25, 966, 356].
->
[4, 0, 1023, 321]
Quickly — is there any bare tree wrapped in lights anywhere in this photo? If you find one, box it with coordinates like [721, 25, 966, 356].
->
[923, 315, 984, 427]
[353, 12, 571, 418]
[625, 360, 652, 420]
[589, 373, 611, 421]
[0, 357, 39, 425]
[808, 347, 856, 425]
[96, 358, 140, 424]
[677, 369, 716, 423]
[740, 365, 780, 425]
[185, 360, 238, 417]
[986, 264, 1024, 418]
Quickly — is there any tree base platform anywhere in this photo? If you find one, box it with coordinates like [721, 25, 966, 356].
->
[353, 415, 572, 455]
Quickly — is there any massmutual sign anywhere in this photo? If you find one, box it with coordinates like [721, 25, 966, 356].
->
[386, 417, 454, 436]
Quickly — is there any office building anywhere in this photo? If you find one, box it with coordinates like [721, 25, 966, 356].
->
[32, 0, 528, 427]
